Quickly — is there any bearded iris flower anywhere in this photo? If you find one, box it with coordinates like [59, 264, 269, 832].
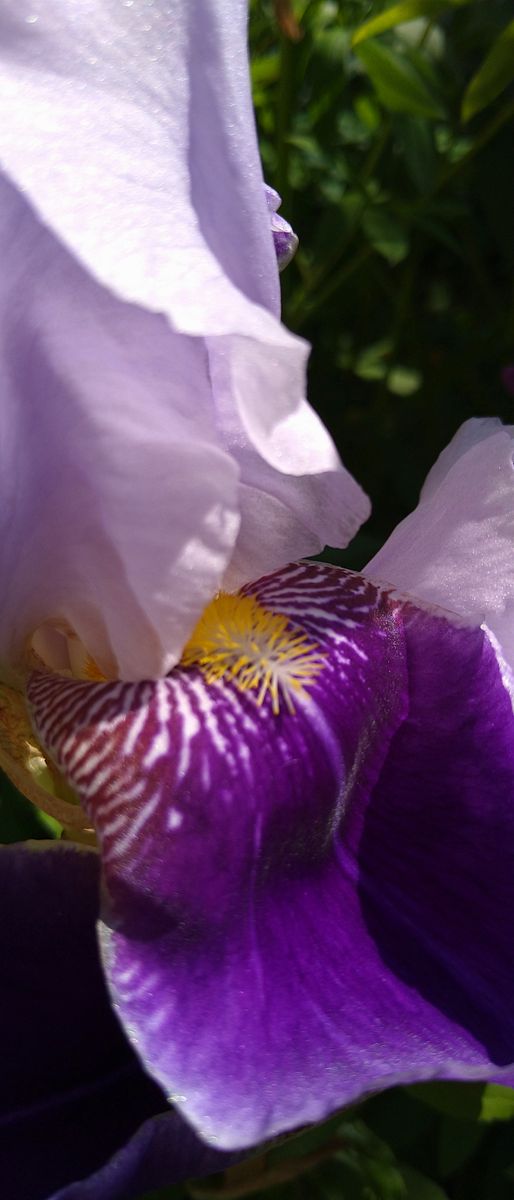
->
[10, 418, 514, 1200]
[1, 2, 514, 1199]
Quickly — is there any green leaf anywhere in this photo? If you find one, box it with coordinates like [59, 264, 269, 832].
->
[362, 208, 410, 264]
[364, 1087, 437, 1154]
[353, 339, 393, 381]
[407, 1082, 483, 1119]
[437, 1117, 484, 1178]
[387, 366, 422, 395]
[408, 1082, 514, 1123]
[352, 1, 470, 48]
[355, 41, 445, 120]
[400, 1165, 450, 1198]
[462, 20, 514, 121]
[354, 94, 382, 132]
[480, 1085, 514, 1123]
[410, 212, 464, 257]
[395, 115, 437, 193]
[0, 770, 61, 843]
[251, 53, 280, 86]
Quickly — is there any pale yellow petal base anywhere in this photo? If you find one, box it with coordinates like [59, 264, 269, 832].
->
[0, 683, 95, 841]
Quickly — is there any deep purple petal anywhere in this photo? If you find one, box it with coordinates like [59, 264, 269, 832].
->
[0, 843, 239, 1200]
[28, 564, 514, 1150]
[356, 600, 514, 1069]
[51, 1113, 240, 1200]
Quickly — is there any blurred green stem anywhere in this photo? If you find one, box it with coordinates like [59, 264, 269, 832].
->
[276, 32, 295, 207]
[293, 243, 374, 326]
[417, 18, 434, 50]
[189, 1139, 346, 1198]
[287, 120, 391, 326]
[436, 95, 514, 194]
[390, 241, 421, 354]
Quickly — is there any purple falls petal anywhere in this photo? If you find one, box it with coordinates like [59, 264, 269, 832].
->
[0, 844, 238, 1200]
[28, 563, 514, 1150]
[51, 1113, 242, 1200]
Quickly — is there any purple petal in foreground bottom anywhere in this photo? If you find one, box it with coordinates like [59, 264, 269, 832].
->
[52, 1111, 242, 1200]
[29, 565, 514, 1151]
[0, 844, 237, 1200]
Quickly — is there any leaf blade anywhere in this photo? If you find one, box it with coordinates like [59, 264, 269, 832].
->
[352, 0, 469, 48]
[462, 19, 514, 121]
[355, 41, 445, 120]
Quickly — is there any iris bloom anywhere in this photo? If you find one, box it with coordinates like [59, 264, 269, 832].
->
[1, 2, 514, 1198]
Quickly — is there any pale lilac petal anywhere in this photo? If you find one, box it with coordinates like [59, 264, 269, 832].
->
[28, 564, 514, 1150]
[366, 419, 514, 665]
[209, 347, 371, 586]
[0, 1, 370, 675]
[0, 177, 240, 679]
[0, 0, 279, 319]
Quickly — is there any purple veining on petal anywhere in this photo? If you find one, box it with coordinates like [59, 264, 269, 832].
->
[265, 184, 299, 271]
[28, 562, 514, 1151]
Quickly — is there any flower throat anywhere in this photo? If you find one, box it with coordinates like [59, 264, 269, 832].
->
[180, 591, 324, 714]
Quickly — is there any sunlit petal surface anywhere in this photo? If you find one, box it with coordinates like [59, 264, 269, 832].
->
[367, 418, 514, 667]
[0, 1, 369, 679]
[28, 563, 514, 1150]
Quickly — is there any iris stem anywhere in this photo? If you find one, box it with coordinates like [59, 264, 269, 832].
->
[188, 1138, 347, 1198]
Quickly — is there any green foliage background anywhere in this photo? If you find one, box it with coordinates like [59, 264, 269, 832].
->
[251, 0, 514, 566]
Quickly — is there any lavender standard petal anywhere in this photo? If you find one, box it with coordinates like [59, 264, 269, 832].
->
[0, 3, 369, 679]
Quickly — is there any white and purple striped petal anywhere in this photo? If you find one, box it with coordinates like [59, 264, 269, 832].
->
[28, 563, 514, 1150]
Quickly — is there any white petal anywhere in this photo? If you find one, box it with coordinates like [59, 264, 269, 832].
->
[366, 419, 514, 663]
